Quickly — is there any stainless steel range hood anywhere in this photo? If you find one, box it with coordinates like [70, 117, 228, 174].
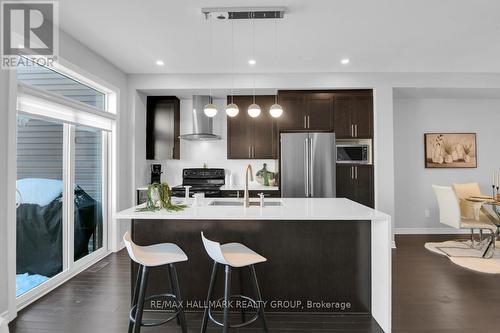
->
[180, 95, 221, 141]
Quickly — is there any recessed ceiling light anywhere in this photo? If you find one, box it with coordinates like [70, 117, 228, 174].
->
[156, 60, 165, 66]
[341, 58, 350, 65]
[248, 59, 256, 65]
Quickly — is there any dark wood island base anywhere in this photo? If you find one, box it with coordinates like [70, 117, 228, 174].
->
[131, 219, 372, 315]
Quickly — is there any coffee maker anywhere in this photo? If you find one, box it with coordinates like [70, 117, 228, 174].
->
[151, 164, 162, 184]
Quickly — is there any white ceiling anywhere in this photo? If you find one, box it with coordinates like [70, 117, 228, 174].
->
[59, 0, 500, 74]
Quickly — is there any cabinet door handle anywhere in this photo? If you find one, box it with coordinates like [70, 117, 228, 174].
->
[252, 145, 255, 158]
[355, 166, 358, 179]
[304, 115, 307, 129]
[355, 124, 358, 138]
[249, 146, 252, 158]
[351, 166, 354, 179]
[351, 124, 354, 137]
[307, 115, 310, 129]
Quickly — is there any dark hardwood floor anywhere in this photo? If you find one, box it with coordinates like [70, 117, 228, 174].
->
[9, 234, 500, 332]
[393, 234, 500, 333]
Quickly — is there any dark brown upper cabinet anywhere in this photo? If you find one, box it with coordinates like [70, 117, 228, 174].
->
[227, 95, 277, 159]
[333, 91, 373, 139]
[277, 91, 334, 132]
[146, 96, 180, 160]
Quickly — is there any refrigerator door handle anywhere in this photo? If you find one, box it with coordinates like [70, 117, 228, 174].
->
[304, 138, 309, 197]
[309, 137, 313, 197]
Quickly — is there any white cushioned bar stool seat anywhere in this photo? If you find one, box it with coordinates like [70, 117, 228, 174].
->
[202, 235, 267, 268]
[123, 231, 188, 333]
[124, 232, 188, 267]
[200, 232, 268, 333]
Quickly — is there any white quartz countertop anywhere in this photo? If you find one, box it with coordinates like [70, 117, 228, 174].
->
[219, 184, 279, 191]
[115, 197, 389, 221]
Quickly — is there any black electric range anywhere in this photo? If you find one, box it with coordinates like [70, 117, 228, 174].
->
[171, 168, 225, 198]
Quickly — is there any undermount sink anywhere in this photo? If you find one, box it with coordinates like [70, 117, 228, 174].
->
[208, 200, 283, 207]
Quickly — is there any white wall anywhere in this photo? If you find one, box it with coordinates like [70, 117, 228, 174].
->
[135, 96, 277, 187]
[394, 96, 500, 232]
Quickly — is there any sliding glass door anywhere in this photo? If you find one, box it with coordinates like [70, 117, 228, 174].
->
[16, 117, 109, 298]
[74, 125, 104, 260]
[15, 59, 114, 307]
[16, 116, 64, 296]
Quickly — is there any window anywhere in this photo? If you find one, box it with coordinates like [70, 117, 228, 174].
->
[17, 59, 106, 110]
[15, 61, 114, 305]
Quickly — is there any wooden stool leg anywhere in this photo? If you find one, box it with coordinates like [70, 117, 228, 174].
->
[133, 266, 149, 333]
[250, 265, 268, 333]
[200, 261, 218, 333]
[223, 265, 231, 333]
[129, 265, 143, 333]
[169, 264, 188, 333]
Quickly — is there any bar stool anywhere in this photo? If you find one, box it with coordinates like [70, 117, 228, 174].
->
[200, 232, 268, 333]
[123, 231, 188, 333]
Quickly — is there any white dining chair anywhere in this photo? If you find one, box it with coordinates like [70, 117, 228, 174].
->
[453, 182, 499, 245]
[433, 185, 496, 258]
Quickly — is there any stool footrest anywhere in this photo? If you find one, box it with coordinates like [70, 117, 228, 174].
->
[207, 294, 262, 329]
[129, 293, 180, 327]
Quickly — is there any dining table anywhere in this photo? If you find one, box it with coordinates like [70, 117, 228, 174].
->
[466, 195, 500, 258]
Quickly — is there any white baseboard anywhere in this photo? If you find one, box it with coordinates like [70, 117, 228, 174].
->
[394, 228, 470, 235]
[0, 310, 9, 327]
[114, 241, 125, 252]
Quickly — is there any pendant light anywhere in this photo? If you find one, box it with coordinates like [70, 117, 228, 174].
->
[269, 12, 283, 118]
[204, 13, 218, 118]
[225, 18, 239, 117]
[247, 12, 261, 118]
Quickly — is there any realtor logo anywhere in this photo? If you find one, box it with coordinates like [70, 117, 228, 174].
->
[1, 1, 58, 68]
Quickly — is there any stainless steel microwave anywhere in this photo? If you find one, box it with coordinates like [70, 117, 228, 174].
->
[336, 144, 370, 164]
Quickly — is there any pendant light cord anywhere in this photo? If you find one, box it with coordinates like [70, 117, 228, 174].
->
[231, 18, 234, 104]
[274, 12, 278, 105]
[252, 12, 256, 105]
[209, 13, 213, 102]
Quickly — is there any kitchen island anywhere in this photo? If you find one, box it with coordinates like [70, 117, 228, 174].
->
[116, 198, 391, 332]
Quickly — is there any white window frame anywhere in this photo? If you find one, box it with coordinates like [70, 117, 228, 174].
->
[11, 61, 118, 312]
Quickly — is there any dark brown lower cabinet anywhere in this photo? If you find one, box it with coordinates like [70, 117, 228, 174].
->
[336, 164, 374, 208]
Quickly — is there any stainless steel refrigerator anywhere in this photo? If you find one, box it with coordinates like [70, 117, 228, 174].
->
[280, 132, 336, 198]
